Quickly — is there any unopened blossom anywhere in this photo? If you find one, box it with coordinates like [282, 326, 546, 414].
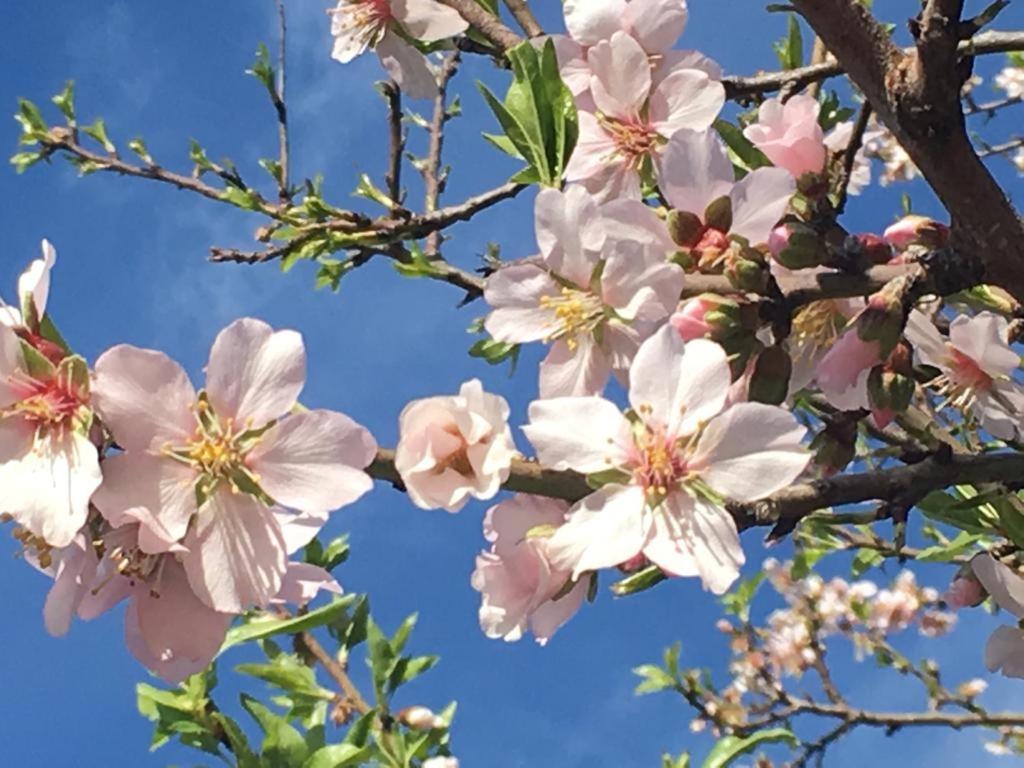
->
[399, 706, 446, 730]
[970, 553, 1024, 678]
[564, 31, 724, 201]
[471, 495, 587, 644]
[524, 326, 809, 594]
[945, 571, 985, 608]
[670, 296, 718, 341]
[905, 310, 1024, 440]
[422, 757, 459, 768]
[883, 215, 949, 250]
[958, 679, 988, 699]
[995, 65, 1024, 99]
[329, 0, 467, 99]
[554, 0, 719, 99]
[0, 324, 100, 548]
[484, 186, 683, 397]
[394, 379, 516, 512]
[659, 128, 795, 256]
[92, 318, 377, 614]
[743, 94, 827, 179]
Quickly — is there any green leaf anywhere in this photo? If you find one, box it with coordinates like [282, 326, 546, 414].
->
[242, 696, 309, 768]
[918, 489, 998, 535]
[702, 728, 798, 768]
[305, 534, 351, 572]
[220, 186, 265, 211]
[302, 744, 372, 768]
[468, 337, 519, 367]
[222, 596, 358, 652]
[15, 99, 47, 137]
[51, 80, 76, 122]
[915, 531, 984, 562]
[248, 43, 277, 94]
[714, 120, 770, 173]
[610, 565, 668, 596]
[82, 118, 116, 153]
[10, 151, 44, 173]
[721, 572, 764, 622]
[633, 664, 676, 695]
[236, 663, 336, 701]
[773, 14, 804, 70]
[212, 712, 260, 768]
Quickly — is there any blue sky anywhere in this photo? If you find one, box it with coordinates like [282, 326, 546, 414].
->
[2, 1, 1024, 766]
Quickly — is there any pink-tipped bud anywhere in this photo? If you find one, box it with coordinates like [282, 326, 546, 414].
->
[883, 215, 950, 250]
[670, 294, 739, 341]
[769, 223, 825, 270]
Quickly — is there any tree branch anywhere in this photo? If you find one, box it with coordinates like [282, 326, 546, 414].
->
[437, 0, 522, 50]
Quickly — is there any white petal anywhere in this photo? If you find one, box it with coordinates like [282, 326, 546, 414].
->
[729, 167, 796, 245]
[690, 402, 809, 502]
[649, 69, 724, 136]
[624, 0, 687, 53]
[524, 395, 631, 473]
[377, 31, 438, 100]
[564, 0, 627, 45]
[950, 312, 1019, 377]
[539, 337, 612, 398]
[904, 310, 950, 369]
[658, 128, 734, 217]
[588, 32, 651, 118]
[985, 625, 1024, 678]
[535, 186, 603, 286]
[393, 0, 468, 41]
[484, 265, 561, 343]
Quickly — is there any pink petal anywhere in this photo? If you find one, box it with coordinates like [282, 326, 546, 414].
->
[539, 337, 612, 398]
[274, 508, 329, 554]
[529, 577, 587, 644]
[546, 484, 651, 578]
[483, 495, 571, 554]
[600, 199, 675, 254]
[205, 318, 306, 427]
[628, 327, 730, 437]
[658, 128, 734, 217]
[535, 186, 604, 286]
[376, 30, 438, 100]
[273, 561, 343, 606]
[552, 35, 591, 96]
[393, 0, 468, 41]
[524, 395, 632, 473]
[652, 49, 723, 87]
[624, 0, 687, 53]
[587, 32, 651, 118]
[950, 312, 1019, 377]
[563, 112, 619, 184]
[602, 243, 683, 321]
[729, 167, 796, 245]
[0, 325, 24, 407]
[44, 534, 98, 637]
[972, 553, 1024, 618]
[182, 491, 288, 613]
[484, 265, 561, 344]
[649, 69, 724, 136]
[689, 402, 809, 502]
[985, 625, 1024, 678]
[93, 345, 197, 451]
[643, 493, 742, 594]
[472, 547, 545, 642]
[91, 452, 196, 549]
[247, 410, 376, 514]
[564, 0, 627, 45]
[904, 310, 949, 369]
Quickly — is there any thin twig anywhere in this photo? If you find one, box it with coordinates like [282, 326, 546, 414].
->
[273, 0, 290, 201]
[382, 80, 405, 208]
[834, 101, 874, 214]
[423, 52, 461, 256]
[299, 631, 373, 716]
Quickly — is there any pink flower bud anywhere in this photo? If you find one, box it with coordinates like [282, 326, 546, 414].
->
[816, 331, 882, 397]
[742, 94, 827, 178]
[944, 574, 985, 609]
[670, 297, 716, 341]
[883, 215, 950, 250]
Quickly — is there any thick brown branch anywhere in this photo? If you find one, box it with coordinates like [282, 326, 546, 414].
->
[502, 0, 543, 37]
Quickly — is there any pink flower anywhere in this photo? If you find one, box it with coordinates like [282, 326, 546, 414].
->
[883, 215, 950, 250]
[742, 94, 826, 178]
[815, 328, 881, 408]
[564, 32, 724, 201]
[670, 297, 715, 341]
[945, 573, 984, 609]
[484, 186, 683, 397]
[905, 311, 1024, 439]
[659, 128, 795, 248]
[471, 495, 587, 644]
[0, 325, 101, 547]
[523, 325, 809, 594]
[394, 379, 516, 512]
[330, 0, 468, 99]
[92, 318, 377, 614]
[37, 533, 98, 637]
[970, 554, 1024, 678]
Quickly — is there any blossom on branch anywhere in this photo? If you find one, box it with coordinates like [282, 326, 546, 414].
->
[394, 379, 516, 512]
[484, 186, 683, 397]
[970, 554, 1024, 679]
[91, 317, 377, 614]
[329, 0, 467, 99]
[743, 94, 827, 180]
[472, 495, 587, 644]
[523, 326, 809, 594]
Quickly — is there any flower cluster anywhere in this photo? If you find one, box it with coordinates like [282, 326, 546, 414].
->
[3, 247, 377, 682]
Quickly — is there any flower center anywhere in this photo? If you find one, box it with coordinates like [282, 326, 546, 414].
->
[628, 421, 689, 501]
[791, 300, 847, 360]
[598, 115, 660, 169]
[947, 348, 992, 391]
[7, 371, 84, 428]
[539, 287, 606, 351]
[332, 0, 392, 46]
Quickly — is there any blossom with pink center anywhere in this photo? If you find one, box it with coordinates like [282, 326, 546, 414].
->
[658, 128, 795, 251]
[394, 379, 516, 512]
[742, 94, 827, 179]
[329, 0, 468, 99]
[91, 318, 377, 614]
[904, 310, 1024, 440]
[523, 326, 809, 594]
[471, 495, 587, 644]
[563, 32, 725, 201]
[0, 325, 101, 548]
[970, 553, 1024, 679]
[553, 0, 720, 100]
[484, 186, 683, 397]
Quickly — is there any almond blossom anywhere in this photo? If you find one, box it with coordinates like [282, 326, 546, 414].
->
[659, 128, 795, 256]
[484, 186, 683, 397]
[0, 324, 101, 548]
[564, 31, 725, 201]
[523, 326, 809, 594]
[553, 0, 720, 100]
[970, 553, 1024, 679]
[91, 318, 377, 614]
[904, 310, 1024, 440]
[329, 0, 467, 99]
[742, 94, 827, 179]
[394, 379, 516, 512]
[471, 495, 587, 644]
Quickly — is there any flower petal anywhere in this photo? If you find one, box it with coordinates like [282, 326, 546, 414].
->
[564, 0, 627, 45]
[588, 31, 651, 118]
[535, 186, 603, 286]
[985, 625, 1024, 678]
[273, 561, 343, 606]
[658, 128, 734, 217]
[93, 344, 197, 451]
[182, 491, 288, 613]
[484, 265, 561, 344]
[393, 0, 468, 41]
[729, 167, 796, 245]
[972, 553, 1024, 618]
[904, 310, 949, 369]
[524, 396, 631, 473]
[539, 337, 612, 398]
[649, 69, 724, 136]
[205, 318, 305, 427]
[690, 402, 809, 502]
[376, 30, 438, 99]
[624, 0, 687, 53]
[950, 312, 1019, 377]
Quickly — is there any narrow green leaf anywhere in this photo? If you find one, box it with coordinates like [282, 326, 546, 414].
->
[702, 728, 798, 768]
[221, 596, 357, 652]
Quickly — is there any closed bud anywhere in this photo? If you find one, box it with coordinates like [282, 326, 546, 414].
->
[944, 567, 986, 609]
[670, 294, 740, 341]
[747, 345, 792, 405]
[724, 251, 766, 292]
[399, 706, 445, 731]
[703, 195, 733, 234]
[856, 290, 905, 356]
[867, 363, 914, 414]
[769, 223, 825, 269]
[666, 209, 704, 248]
[956, 284, 1022, 316]
[849, 232, 893, 265]
[883, 215, 950, 250]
